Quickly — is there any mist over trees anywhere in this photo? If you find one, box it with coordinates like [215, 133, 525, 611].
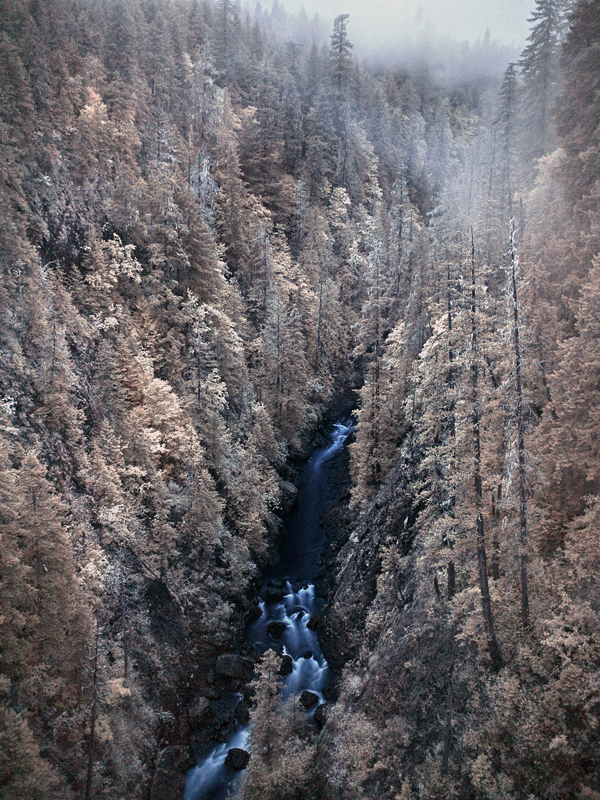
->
[0, 0, 599, 798]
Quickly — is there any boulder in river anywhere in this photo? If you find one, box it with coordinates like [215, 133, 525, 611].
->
[267, 620, 288, 639]
[299, 690, 320, 709]
[225, 748, 250, 770]
[265, 580, 286, 602]
[279, 654, 294, 676]
[246, 603, 263, 624]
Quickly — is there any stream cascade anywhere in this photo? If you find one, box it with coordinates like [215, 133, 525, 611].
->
[183, 419, 355, 800]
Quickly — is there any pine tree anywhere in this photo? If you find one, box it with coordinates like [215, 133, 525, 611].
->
[468, 232, 502, 669]
[496, 63, 519, 220]
[518, 0, 573, 169]
[241, 650, 316, 800]
[17, 453, 92, 700]
[329, 14, 353, 97]
[555, 0, 600, 220]
[0, 439, 35, 684]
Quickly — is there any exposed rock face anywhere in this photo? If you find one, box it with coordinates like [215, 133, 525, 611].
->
[215, 654, 255, 682]
[225, 748, 250, 770]
[150, 746, 194, 800]
[306, 610, 320, 630]
[317, 531, 382, 672]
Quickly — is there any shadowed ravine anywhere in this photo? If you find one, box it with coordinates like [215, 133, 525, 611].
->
[183, 420, 354, 800]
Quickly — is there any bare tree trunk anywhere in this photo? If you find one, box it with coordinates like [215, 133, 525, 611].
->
[509, 220, 530, 630]
[447, 560, 456, 600]
[476, 514, 502, 668]
[315, 258, 324, 370]
[446, 255, 456, 599]
[491, 485, 500, 581]
[470, 230, 502, 670]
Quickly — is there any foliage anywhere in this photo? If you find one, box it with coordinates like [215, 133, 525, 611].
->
[1, 0, 599, 797]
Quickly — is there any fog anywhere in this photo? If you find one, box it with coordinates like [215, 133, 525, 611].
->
[268, 0, 534, 53]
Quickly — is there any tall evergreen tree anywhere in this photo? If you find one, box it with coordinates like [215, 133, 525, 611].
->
[329, 14, 353, 96]
[496, 63, 520, 219]
[518, 0, 573, 169]
[555, 0, 600, 220]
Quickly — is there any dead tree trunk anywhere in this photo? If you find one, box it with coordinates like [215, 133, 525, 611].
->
[509, 220, 530, 630]
[470, 230, 502, 670]
[446, 254, 456, 599]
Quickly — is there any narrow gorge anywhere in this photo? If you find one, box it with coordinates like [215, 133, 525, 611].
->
[183, 419, 354, 800]
[2, 1, 600, 799]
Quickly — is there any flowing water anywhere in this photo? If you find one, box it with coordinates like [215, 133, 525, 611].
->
[183, 420, 354, 800]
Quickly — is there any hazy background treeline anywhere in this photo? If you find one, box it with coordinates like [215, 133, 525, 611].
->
[0, 0, 598, 798]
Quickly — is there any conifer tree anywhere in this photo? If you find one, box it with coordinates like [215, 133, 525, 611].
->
[555, 0, 600, 220]
[329, 14, 353, 97]
[518, 0, 573, 168]
[496, 63, 519, 219]
[469, 232, 502, 669]
[241, 650, 316, 800]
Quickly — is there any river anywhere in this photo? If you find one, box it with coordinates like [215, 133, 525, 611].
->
[182, 419, 354, 800]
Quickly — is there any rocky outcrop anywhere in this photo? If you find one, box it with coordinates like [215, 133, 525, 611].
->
[266, 510, 285, 542]
[278, 480, 299, 513]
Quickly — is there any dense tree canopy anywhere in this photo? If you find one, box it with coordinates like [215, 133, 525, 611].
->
[0, 0, 599, 798]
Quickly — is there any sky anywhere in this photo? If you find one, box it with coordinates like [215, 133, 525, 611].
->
[271, 0, 535, 53]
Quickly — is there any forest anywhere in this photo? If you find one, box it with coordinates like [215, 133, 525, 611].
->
[0, 0, 599, 797]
